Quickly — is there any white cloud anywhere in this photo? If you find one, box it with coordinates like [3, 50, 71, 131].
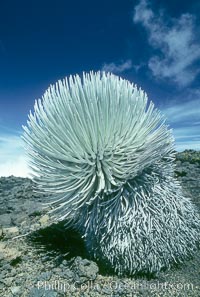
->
[161, 95, 200, 151]
[0, 134, 31, 177]
[102, 60, 132, 73]
[133, 0, 200, 87]
[162, 99, 200, 123]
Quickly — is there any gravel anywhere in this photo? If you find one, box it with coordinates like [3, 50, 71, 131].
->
[0, 150, 200, 296]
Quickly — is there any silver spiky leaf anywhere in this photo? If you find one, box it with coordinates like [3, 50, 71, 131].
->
[23, 72, 200, 275]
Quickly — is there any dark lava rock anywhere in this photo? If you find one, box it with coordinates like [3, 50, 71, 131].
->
[71, 256, 99, 284]
[175, 150, 200, 210]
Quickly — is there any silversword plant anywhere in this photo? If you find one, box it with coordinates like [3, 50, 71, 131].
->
[23, 72, 200, 275]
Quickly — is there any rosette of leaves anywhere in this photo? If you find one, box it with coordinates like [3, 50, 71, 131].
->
[23, 72, 200, 275]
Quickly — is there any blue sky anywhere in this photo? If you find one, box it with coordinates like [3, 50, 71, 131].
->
[0, 0, 200, 177]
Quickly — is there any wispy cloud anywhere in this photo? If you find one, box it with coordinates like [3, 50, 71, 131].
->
[0, 133, 30, 177]
[161, 94, 200, 151]
[133, 0, 200, 87]
[102, 60, 132, 73]
[163, 99, 200, 124]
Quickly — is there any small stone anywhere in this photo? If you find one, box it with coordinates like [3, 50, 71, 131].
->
[39, 214, 49, 227]
[62, 259, 68, 266]
[61, 268, 74, 279]
[72, 257, 99, 284]
[2, 263, 12, 271]
[0, 243, 22, 262]
[34, 223, 41, 229]
[29, 287, 58, 297]
[0, 283, 4, 290]
[52, 267, 62, 273]
[3, 226, 19, 238]
[38, 271, 52, 281]
[4, 276, 14, 286]
[102, 286, 113, 295]
[0, 270, 7, 278]
[0, 242, 6, 250]
[10, 286, 21, 295]
[10, 268, 17, 276]
[0, 214, 12, 227]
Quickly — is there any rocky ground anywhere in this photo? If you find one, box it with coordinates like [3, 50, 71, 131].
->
[0, 150, 200, 297]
